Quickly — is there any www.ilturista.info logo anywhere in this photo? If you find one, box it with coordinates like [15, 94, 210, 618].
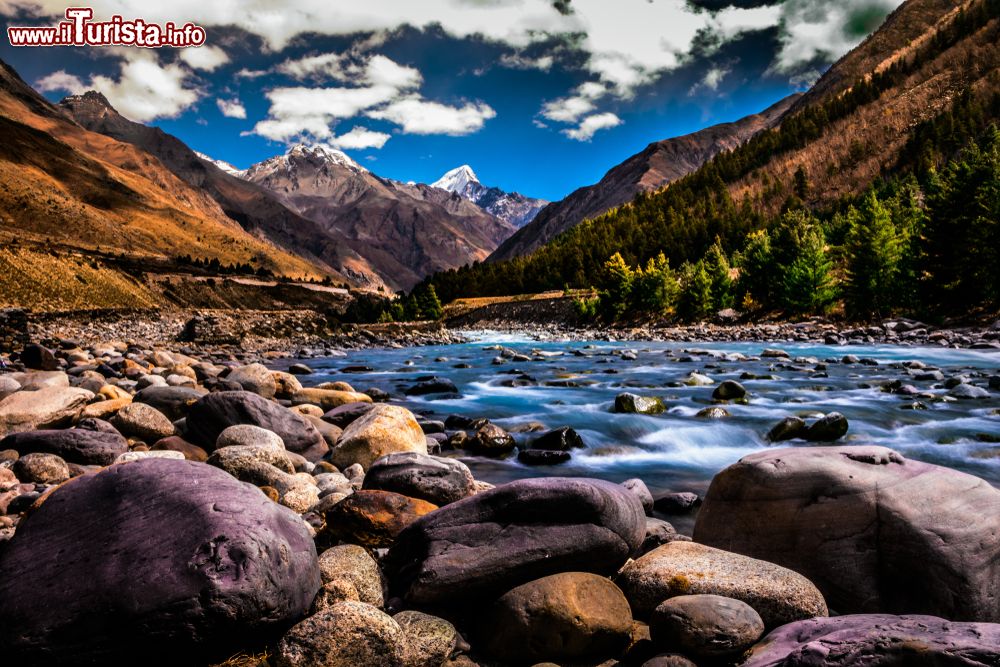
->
[8, 7, 206, 47]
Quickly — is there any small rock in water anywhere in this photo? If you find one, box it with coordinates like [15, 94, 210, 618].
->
[696, 406, 730, 419]
[530, 425, 584, 451]
[684, 372, 714, 386]
[712, 380, 746, 401]
[468, 423, 516, 456]
[614, 392, 665, 415]
[404, 376, 459, 396]
[288, 363, 314, 375]
[767, 416, 806, 442]
[517, 449, 571, 465]
[949, 383, 989, 400]
[804, 412, 849, 441]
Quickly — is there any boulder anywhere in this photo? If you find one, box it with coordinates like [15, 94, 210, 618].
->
[291, 388, 372, 411]
[615, 541, 827, 628]
[517, 449, 571, 465]
[0, 458, 320, 665]
[324, 490, 437, 548]
[115, 450, 186, 464]
[317, 545, 384, 608]
[741, 614, 1000, 667]
[186, 391, 328, 461]
[385, 477, 645, 606]
[479, 572, 633, 664]
[653, 492, 701, 515]
[363, 452, 474, 506]
[322, 402, 377, 428]
[274, 602, 407, 667]
[0, 375, 20, 399]
[766, 416, 806, 442]
[650, 594, 764, 661]
[467, 423, 515, 456]
[694, 446, 1000, 621]
[696, 406, 730, 419]
[405, 377, 459, 396]
[80, 397, 132, 421]
[712, 380, 747, 401]
[0, 387, 93, 435]
[639, 517, 687, 555]
[803, 412, 849, 441]
[0, 429, 127, 465]
[614, 393, 665, 415]
[396, 610, 460, 667]
[226, 363, 277, 399]
[12, 452, 70, 484]
[20, 343, 59, 371]
[111, 402, 175, 442]
[151, 436, 208, 462]
[329, 404, 426, 470]
[132, 385, 205, 421]
[622, 478, 654, 516]
[271, 371, 304, 400]
[530, 426, 585, 451]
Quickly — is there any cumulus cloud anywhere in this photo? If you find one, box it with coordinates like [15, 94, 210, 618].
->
[179, 45, 230, 71]
[216, 97, 247, 119]
[563, 112, 622, 141]
[771, 0, 903, 74]
[36, 50, 200, 122]
[326, 126, 391, 150]
[689, 65, 730, 95]
[367, 97, 496, 135]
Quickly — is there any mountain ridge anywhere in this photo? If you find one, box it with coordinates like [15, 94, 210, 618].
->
[431, 164, 547, 229]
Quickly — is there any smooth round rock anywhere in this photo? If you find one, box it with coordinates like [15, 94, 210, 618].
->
[803, 412, 849, 441]
[0, 429, 127, 466]
[111, 402, 175, 442]
[712, 380, 747, 401]
[0, 387, 93, 434]
[650, 594, 764, 660]
[132, 386, 204, 421]
[396, 610, 459, 667]
[741, 614, 1000, 666]
[0, 458, 320, 665]
[386, 477, 645, 606]
[694, 446, 1000, 621]
[274, 601, 407, 667]
[226, 363, 277, 399]
[616, 541, 827, 628]
[362, 451, 474, 506]
[614, 393, 665, 414]
[217, 424, 285, 451]
[324, 490, 437, 548]
[468, 423, 515, 456]
[480, 572, 633, 664]
[330, 404, 426, 470]
[622, 478, 654, 516]
[12, 452, 70, 484]
[187, 391, 328, 461]
[317, 544, 385, 608]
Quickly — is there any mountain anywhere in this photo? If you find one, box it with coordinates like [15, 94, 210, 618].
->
[432, 165, 547, 228]
[58, 91, 382, 288]
[194, 151, 244, 178]
[490, 94, 799, 261]
[243, 146, 518, 290]
[423, 0, 1000, 303]
[0, 58, 328, 283]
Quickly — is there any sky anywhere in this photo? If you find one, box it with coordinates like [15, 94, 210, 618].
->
[0, 0, 903, 201]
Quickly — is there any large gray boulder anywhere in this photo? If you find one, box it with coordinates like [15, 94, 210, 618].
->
[741, 614, 1000, 666]
[132, 385, 205, 421]
[694, 446, 1000, 621]
[385, 477, 645, 606]
[186, 391, 328, 461]
[362, 451, 474, 506]
[0, 428, 127, 466]
[329, 404, 426, 470]
[0, 458, 320, 666]
[0, 386, 93, 435]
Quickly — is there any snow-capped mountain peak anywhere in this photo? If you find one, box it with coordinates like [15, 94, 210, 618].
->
[194, 151, 245, 178]
[432, 165, 480, 194]
[286, 143, 367, 173]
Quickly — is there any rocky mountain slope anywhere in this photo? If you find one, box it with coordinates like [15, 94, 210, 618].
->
[432, 165, 547, 228]
[59, 91, 382, 288]
[243, 146, 517, 290]
[0, 58, 327, 284]
[490, 94, 799, 261]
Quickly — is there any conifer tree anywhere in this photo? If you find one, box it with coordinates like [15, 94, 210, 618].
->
[844, 192, 904, 319]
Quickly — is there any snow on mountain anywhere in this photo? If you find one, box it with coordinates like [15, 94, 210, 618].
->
[432, 165, 480, 196]
[242, 144, 368, 185]
[431, 165, 547, 228]
[194, 151, 245, 178]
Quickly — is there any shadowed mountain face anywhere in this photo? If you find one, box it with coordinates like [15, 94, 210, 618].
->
[432, 165, 548, 228]
[0, 59, 327, 281]
[489, 94, 800, 261]
[242, 146, 517, 291]
[58, 92, 382, 288]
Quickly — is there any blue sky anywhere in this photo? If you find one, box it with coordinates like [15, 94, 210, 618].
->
[0, 1, 901, 201]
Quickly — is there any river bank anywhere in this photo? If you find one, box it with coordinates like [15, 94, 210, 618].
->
[0, 331, 998, 665]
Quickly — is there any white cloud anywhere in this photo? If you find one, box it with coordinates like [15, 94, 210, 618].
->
[179, 45, 230, 71]
[216, 97, 247, 119]
[689, 65, 730, 95]
[326, 126, 391, 150]
[541, 95, 596, 124]
[36, 51, 200, 122]
[499, 52, 556, 71]
[564, 112, 622, 141]
[368, 97, 496, 136]
[772, 0, 903, 74]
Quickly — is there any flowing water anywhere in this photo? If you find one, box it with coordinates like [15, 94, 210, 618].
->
[280, 332, 1000, 511]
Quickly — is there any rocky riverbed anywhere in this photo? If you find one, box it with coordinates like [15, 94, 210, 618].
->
[0, 335, 998, 666]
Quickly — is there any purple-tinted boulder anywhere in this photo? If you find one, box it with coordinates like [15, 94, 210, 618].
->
[0, 458, 321, 666]
[0, 428, 127, 466]
[694, 446, 1000, 621]
[385, 477, 645, 606]
[741, 614, 1000, 666]
[186, 391, 328, 461]
[321, 401, 377, 428]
